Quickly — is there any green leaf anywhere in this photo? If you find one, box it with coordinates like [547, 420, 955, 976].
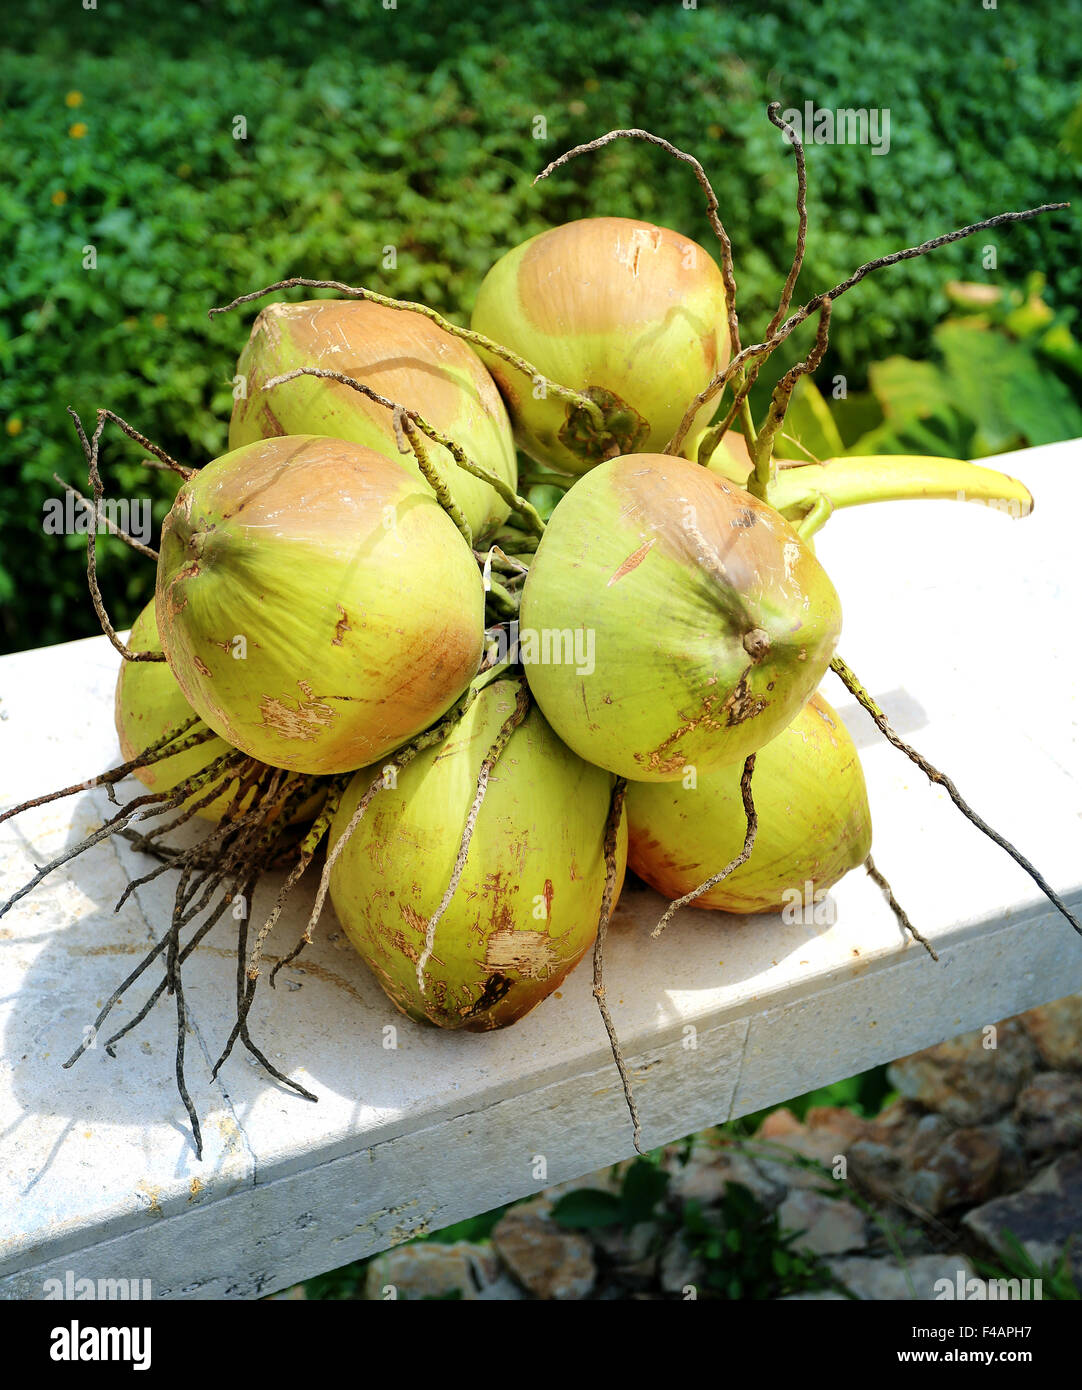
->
[936, 320, 1082, 450]
[867, 355, 953, 425]
[779, 376, 845, 462]
[619, 1157, 670, 1227]
[549, 1188, 622, 1230]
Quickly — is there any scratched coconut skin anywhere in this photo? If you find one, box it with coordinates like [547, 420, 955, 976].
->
[328, 676, 627, 1031]
[627, 692, 872, 912]
[229, 299, 518, 541]
[156, 434, 485, 776]
[520, 454, 843, 782]
[471, 217, 730, 474]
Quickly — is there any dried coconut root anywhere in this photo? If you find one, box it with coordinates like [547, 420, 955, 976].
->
[831, 656, 1082, 941]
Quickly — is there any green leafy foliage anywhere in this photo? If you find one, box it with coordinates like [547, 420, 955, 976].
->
[780, 276, 1082, 462]
[975, 1233, 1080, 1301]
[681, 1185, 837, 1300]
[551, 1155, 671, 1232]
[2, 0, 1078, 652]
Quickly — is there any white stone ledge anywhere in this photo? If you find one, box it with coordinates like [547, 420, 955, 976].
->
[1, 439, 1080, 1298]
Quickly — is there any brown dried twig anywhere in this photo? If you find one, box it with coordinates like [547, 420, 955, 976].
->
[832, 656, 1081, 940]
[653, 754, 758, 937]
[68, 408, 166, 664]
[209, 276, 605, 430]
[668, 199, 1069, 455]
[265, 367, 545, 537]
[535, 128, 742, 364]
[865, 855, 938, 962]
[416, 680, 531, 991]
[51, 474, 159, 560]
[591, 777, 645, 1153]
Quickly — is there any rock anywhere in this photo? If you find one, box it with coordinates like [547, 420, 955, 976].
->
[988, 1116, 1029, 1191]
[963, 1152, 1082, 1286]
[1014, 1072, 1082, 1156]
[888, 1018, 1040, 1124]
[804, 1105, 883, 1145]
[1019, 993, 1082, 1071]
[750, 1123, 852, 1195]
[758, 1107, 804, 1138]
[902, 1126, 1003, 1215]
[668, 1142, 787, 1209]
[658, 1230, 705, 1296]
[904, 1114, 955, 1168]
[492, 1204, 596, 1299]
[828, 1253, 976, 1300]
[363, 1240, 505, 1301]
[591, 1220, 658, 1289]
[777, 1189, 868, 1255]
[846, 1137, 905, 1202]
[870, 1097, 926, 1139]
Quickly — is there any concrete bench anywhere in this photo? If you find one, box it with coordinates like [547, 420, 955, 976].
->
[2, 439, 1080, 1300]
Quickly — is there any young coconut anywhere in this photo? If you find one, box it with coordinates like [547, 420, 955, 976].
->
[470, 217, 729, 475]
[327, 675, 627, 1031]
[115, 599, 325, 824]
[229, 299, 518, 541]
[627, 692, 872, 914]
[519, 453, 842, 782]
[156, 434, 485, 776]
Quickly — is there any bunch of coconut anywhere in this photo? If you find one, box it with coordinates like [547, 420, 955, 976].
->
[141, 208, 1044, 1047]
[10, 121, 1070, 1155]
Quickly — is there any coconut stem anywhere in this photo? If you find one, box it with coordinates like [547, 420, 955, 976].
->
[416, 680, 531, 994]
[865, 855, 939, 962]
[51, 473, 159, 560]
[749, 299, 833, 497]
[0, 755, 237, 922]
[0, 715, 216, 826]
[395, 407, 473, 547]
[268, 676, 498, 985]
[68, 408, 168, 665]
[264, 366, 546, 537]
[94, 408, 195, 480]
[764, 103, 810, 342]
[590, 777, 646, 1155]
[831, 655, 1082, 939]
[767, 455, 1033, 520]
[794, 493, 834, 541]
[667, 199, 1068, 456]
[209, 277, 606, 432]
[653, 754, 758, 937]
[534, 129, 742, 364]
[696, 102, 812, 469]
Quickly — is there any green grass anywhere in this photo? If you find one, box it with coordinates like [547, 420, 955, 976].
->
[2, 0, 1079, 652]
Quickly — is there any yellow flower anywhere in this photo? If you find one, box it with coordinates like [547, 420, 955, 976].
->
[707, 123, 723, 140]
[176, 163, 192, 179]
[51, 189, 68, 206]
[69, 122, 88, 139]
[584, 78, 600, 93]
[123, 317, 138, 331]
[152, 313, 168, 329]
[6, 418, 23, 437]
[65, 91, 84, 108]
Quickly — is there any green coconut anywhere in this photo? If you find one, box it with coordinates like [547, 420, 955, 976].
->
[229, 299, 518, 541]
[327, 675, 627, 1031]
[116, 600, 325, 824]
[156, 435, 485, 776]
[627, 692, 872, 913]
[470, 217, 730, 475]
[519, 453, 843, 782]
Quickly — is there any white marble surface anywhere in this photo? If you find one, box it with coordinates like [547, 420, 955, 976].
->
[1, 439, 1080, 1298]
